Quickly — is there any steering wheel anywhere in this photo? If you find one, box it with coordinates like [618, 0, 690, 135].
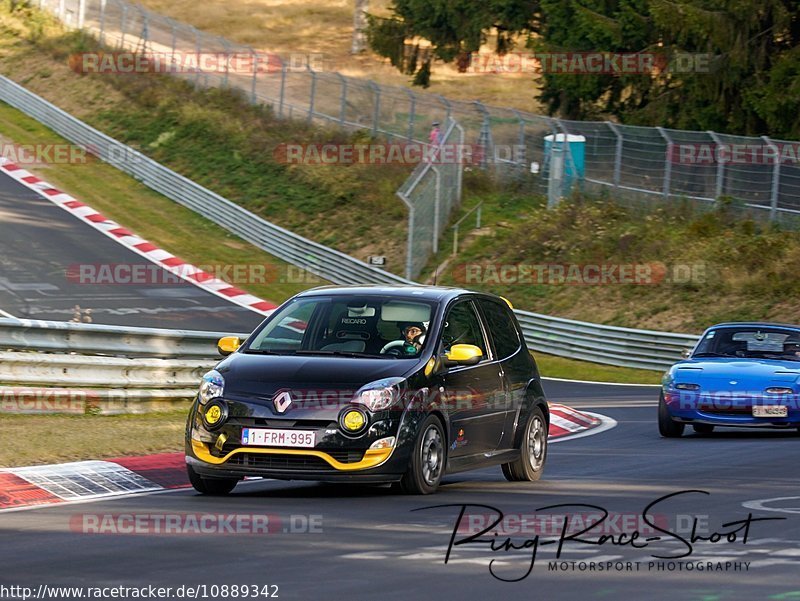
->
[380, 335, 425, 356]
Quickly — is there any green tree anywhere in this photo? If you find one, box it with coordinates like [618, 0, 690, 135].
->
[366, 0, 540, 87]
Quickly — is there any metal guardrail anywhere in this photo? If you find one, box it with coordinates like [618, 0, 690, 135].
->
[0, 317, 244, 358]
[515, 312, 697, 371]
[0, 78, 697, 371]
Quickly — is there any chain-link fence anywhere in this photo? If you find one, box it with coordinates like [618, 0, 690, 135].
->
[36, 0, 800, 254]
[396, 118, 464, 278]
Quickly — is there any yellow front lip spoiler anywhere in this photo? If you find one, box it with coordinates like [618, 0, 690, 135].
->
[191, 439, 394, 471]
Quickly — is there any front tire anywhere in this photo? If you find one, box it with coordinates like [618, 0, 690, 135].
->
[659, 393, 685, 438]
[187, 464, 239, 495]
[502, 406, 547, 482]
[400, 415, 446, 495]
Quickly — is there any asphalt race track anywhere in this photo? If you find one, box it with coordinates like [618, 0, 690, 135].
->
[0, 171, 264, 333]
[2, 380, 799, 601]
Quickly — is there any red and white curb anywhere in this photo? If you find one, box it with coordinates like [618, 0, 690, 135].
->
[0, 452, 189, 512]
[0, 158, 276, 315]
[0, 405, 612, 512]
[548, 403, 616, 442]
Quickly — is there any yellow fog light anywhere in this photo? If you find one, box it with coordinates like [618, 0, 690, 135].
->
[202, 399, 227, 431]
[339, 409, 367, 434]
[206, 405, 222, 424]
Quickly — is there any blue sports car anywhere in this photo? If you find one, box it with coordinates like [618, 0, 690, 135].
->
[659, 322, 800, 437]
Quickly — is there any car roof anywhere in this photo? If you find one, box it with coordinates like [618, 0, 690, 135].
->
[294, 285, 503, 304]
[707, 322, 800, 331]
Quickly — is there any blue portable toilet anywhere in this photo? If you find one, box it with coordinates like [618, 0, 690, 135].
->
[544, 133, 586, 190]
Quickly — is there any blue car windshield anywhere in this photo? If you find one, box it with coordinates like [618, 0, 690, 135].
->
[693, 326, 800, 361]
[243, 295, 435, 358]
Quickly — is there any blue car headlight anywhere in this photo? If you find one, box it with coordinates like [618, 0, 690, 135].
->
[198, 370, 224, 404]
[675, 383, 700, 391]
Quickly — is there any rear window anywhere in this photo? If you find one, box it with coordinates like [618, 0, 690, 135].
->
[478, 299, 521, 359]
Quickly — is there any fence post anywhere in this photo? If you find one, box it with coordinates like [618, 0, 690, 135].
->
[511, 109, 526, 168]
[278, 65, 287, 118]
[436, 94, 452, 126]
[336, 73, 347, 126]
[250, 48, 258, 104]
[432, 164, 441, 254]
[474, 101, 491, 169]
[547, 141, 564, 208]
[762, 135, 781, 221]
[77, 0, 86, 28]
[307, 66, 317, 124]
[396, 191, 415, 280]
[220, 38, 230, 88]
[368, 81, 381, 137]
[193, 27, 201, 87]
[99, 0, 106, 44]
[120, 4, 127, 48]
[657, 126, 673, 200]
[707, 131, 725, 200]
[454, 120, 465, 204]
[606, 121, 623, 190]
[405, 89, 416, 142]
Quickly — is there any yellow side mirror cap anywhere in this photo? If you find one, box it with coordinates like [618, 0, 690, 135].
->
[445, 343, 483, 366]
[217, 336, 241, 356]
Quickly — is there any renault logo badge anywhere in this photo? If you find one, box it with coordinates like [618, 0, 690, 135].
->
[273, 390, 293, 414]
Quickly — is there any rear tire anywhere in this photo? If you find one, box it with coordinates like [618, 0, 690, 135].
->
[502, 406, 547, 482]
[659, 394, 685, 438]
[399, 415, 446, 495]
[187, 464, 239, 495]
[692, 423, 714, 434]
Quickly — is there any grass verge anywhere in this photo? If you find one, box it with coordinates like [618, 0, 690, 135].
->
[0, 411, 187, 467]
[534, 353, 663, 385]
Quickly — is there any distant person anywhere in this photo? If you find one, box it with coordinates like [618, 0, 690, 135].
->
[429, 121, 443, 146]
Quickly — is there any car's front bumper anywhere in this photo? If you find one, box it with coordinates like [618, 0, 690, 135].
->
[664, 390, 800, 428]
[184, 398, 417, 482]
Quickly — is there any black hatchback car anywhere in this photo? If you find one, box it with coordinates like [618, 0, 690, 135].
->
[185, 286, 549, 494]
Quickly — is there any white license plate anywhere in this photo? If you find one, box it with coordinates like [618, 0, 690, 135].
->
[241, 428, 315, 448]
[753, 405, 788, 418]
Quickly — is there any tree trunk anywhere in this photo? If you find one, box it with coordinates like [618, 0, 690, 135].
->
[351, 0, 369, 54]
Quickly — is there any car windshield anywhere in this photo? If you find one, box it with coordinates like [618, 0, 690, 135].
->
[693, 326, 800, 362]
[243, 295, 435, 359]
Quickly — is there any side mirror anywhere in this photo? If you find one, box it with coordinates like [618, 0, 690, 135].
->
[443, 344, 483, 367]
[681, 349, 692, 359]
[217, 336, 242, 356]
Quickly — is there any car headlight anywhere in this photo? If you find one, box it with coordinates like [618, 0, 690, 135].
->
[199, 370, 224, 404]
[675, 383, 700, 391]
[352, 377, 405, 412]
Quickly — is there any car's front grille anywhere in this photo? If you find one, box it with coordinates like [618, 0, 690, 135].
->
[697, 405, 751, 416]
[225, 450, 364, 471]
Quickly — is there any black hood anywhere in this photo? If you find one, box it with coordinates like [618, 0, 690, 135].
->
[216, 353, 420, 410]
